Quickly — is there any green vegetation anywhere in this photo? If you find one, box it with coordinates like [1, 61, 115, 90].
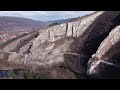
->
[48, 23, 59, 27]
[9, 71, 18, 79]
[23, 72, 34, 79]
[23, 72, 48, 79]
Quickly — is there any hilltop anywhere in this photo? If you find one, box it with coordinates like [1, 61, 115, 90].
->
[0, 16, 48, 34]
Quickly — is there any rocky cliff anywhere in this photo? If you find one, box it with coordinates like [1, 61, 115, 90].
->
[1, 11, 120, 79]
[87, 25, 120, 79]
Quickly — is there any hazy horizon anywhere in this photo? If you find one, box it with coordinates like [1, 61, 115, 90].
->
[0, 11, 95, 21]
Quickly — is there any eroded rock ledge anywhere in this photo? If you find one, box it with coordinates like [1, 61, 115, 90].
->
[1, 11, 120, 79]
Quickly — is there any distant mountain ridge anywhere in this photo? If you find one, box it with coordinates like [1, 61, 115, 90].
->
[48, 11, 98, 25]
[48, 18, 71, 23]
[0, 16, 49, 34]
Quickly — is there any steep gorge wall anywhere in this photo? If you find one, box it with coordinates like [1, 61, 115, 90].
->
[1, 11, 120, 79]
[4, 11, 104, 78]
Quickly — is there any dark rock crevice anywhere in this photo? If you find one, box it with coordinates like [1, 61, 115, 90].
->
[69, 11, 120, 78]
[65, 23, 68, 37]
[82, 12, 120, 67]
[86, 12, 120, 79]
[72, 24, 74, 37]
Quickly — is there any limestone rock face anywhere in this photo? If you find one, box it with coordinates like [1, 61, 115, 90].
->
[2, 11, 120, 79]
[32, 11, 104, 50]
[4, 11, 104, 78]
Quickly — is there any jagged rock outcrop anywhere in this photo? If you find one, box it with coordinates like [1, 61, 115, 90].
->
[3, 31, 39, 52]
[87, 25, 120, 79]
[1, 11, 120, 79]
[5, 11, 104, 78]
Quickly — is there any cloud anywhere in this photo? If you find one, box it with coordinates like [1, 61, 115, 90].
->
[0, 11, 95, 21]
[0, 11, 47, 16]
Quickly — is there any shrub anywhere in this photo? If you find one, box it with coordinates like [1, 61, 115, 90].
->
[48, 23, 59, 27]
[9, 71, 18, 79]
[23, 72, 48, 79]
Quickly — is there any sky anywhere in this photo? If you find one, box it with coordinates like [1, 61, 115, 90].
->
[0, 11, 95, 21]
